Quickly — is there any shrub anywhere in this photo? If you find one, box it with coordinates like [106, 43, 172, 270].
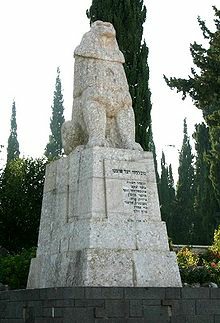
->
[180, 266, 213, 285]
[0, 248, 36, 289]
[209, 225, 220, 259]
[177, 247, 199, 269]
[177, 228, 220, 286]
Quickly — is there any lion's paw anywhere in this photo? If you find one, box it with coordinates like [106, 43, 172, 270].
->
[125, 142, 143, 151]
[86, 138, 109, 148]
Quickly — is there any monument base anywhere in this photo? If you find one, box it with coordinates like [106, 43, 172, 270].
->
[27, 147, 181, 288]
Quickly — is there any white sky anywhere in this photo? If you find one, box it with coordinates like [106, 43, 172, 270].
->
[0, 0, 218, 179]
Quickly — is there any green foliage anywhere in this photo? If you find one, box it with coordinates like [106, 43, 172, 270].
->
[0, 157, 46, 253]
[209, 225, 220, 256]
[87, 0, 152, 150]
[165, 6, 220, 207]
[193, 123, 219, 245]
[159, 152, 175, 237]
[177, 228, 220, 285]
[174, 119, 195, 244]
[179, 266, 219, 285]
[207, 110, 220, 205]
[177, 247, 199, 269]
[0, 248, 36, 289]
[7, 100, 20, 162]
[45, 67, 65, 159]
[164, 6, 220, 114]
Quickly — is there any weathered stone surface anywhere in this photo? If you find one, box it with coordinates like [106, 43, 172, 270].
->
[28, 21, 181, 288]
[27, 147, 182, 288]
[61, 21, 142, 154]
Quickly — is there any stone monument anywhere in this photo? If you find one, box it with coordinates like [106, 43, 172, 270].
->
[27, 21, 182, 288]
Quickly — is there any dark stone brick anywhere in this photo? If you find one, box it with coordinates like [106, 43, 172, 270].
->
[85, 288, 103, 300]
[35, 319, 64, 323]
[9, 289, 40, 301]
[34, 319, 50, 323]
[39, 288, 64, 300]
[165, 288, 181, 299]
[43, 299, 75, 307]
[22, 306, 34, 322]
[125, 319, 145, 323]
[0, 301, 8, 319]
[0, 320, 24, 323]
[143, 305, 169, 319]
[62, 287, 85, 299]
[162, 299, 173, 306]
[75, 299, 104, 307]
[211, 289, 220, 299]
[142, 299, 161, 306]
[185, 315, 214, 323]
[63, 307, 95, 322]
[54, 307, 64, 318]
[95, 301, 130, 319]
[215, 315, 220, 323]
[196, 300, 220, 314]
[163, 300, 195, 315]
[42, 307, 53, 318]
[129, 299, 143, 317]
[94, 320, 125, 323]
[124, 287, 165, 299]
[101, 288, 124, 299]
[0, 292, 9, 301]
[182, 288, 209, 299]
[105, 300, 129, 318]
[5, 302, 24, 319]
[143, 318, 169, 323]
[24, 301, 43, 318]
[171, 316, 186, 323]
[85, 287, 123, 299]
[95, 307, 106, 318]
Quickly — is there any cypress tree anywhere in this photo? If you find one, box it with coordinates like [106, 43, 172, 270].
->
[148, 132, 160, 193]
[174, 118, 195, 244]
[7, 100, 20, 162]
[164, 6, 220, 206]
[159, 152, 176, 238]
[45, 67, 65, 159]
[193, 123, 220, 244]
[87, 0, 152, 150]
[167, 164, 176, 239]
[160, 151, 170, 221]
[168, 164, 175, 203]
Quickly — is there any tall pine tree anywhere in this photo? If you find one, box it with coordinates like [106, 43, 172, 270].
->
[165, 6, 220, 207]
[192, 123, 220, 244]
[45, 67, 65, 159]
[7, 100, 20, 162]
[87, 0, 152, 150]
[159, 152, 176, 238]
[160, 151, 170, 221]
[174, 118, 195, 244]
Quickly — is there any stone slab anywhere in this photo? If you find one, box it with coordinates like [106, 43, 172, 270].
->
[28, 249, 181, 288]
[28, 147, 182, 288]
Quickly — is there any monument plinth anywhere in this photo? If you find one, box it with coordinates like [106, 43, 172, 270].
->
[27, 147, 181, 288]
[27, 21, 181, 288]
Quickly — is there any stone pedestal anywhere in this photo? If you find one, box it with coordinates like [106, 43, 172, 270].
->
[27, 147, 182, 288]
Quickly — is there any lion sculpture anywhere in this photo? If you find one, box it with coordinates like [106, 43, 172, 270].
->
[61, 20, 143, 154]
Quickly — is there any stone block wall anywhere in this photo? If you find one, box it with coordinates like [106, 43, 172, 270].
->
[0, 287, 220, 322]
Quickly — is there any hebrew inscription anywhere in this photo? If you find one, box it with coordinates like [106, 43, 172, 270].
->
[123, 180, 148, 214]
[104, 160, 149, 215]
